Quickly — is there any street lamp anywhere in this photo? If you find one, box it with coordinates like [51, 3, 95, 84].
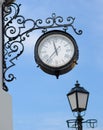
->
[66, 81, 97, 130]
[67, 80, 89, 113]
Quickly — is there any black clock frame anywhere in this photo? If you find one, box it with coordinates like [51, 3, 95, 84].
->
[34, 30, 79, 78]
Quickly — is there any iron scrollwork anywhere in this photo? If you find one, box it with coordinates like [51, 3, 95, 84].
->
[3, 3, 83, 90]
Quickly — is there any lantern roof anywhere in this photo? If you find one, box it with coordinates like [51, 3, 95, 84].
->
[67, 81, 89, 95]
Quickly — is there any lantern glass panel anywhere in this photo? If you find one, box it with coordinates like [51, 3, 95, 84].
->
[68, 93, 77, 111]
[77, 92, 88, 109]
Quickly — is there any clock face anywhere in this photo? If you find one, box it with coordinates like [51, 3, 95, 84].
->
[35, 30, 78, 78]
[38, 34, 75, 68]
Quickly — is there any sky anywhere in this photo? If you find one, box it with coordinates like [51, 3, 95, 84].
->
[5, 0, 103, 130]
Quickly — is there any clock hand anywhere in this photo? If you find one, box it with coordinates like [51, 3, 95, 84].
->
[46, 46, 60, 63]
[53, 42, 58, 56]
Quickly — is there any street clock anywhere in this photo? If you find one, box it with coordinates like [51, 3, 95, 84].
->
[34, 30, 79, 78]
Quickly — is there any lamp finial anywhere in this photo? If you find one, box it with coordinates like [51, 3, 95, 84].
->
[75, 80, 80, 87]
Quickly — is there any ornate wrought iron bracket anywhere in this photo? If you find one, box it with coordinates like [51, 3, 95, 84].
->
[66, 119, 97, 129]
[3, 2, 83, 90]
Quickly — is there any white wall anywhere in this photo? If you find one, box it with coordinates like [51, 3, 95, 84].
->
[0, 90, 13, 130]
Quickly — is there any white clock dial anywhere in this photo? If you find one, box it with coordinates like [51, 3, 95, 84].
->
[38, 34, 75, 67]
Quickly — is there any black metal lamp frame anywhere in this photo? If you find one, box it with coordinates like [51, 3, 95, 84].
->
[66, 81, 97, 130]
[2, 2, 83, 91]
[67, 81, 89, 112]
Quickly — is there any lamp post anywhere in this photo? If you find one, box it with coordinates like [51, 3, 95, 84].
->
[66, 81, 97, 130]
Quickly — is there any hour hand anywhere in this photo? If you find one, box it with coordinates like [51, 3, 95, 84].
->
[53, 42, 58, 56]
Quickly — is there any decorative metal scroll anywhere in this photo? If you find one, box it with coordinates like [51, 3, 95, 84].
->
[66, 119, 97, 129]
[3, 3, 83, 88]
